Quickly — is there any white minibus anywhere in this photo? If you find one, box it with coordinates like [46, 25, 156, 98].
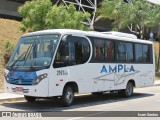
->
[4, 29, 155, 106]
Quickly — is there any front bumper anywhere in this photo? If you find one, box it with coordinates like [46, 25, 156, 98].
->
[4, 78, 49, 97]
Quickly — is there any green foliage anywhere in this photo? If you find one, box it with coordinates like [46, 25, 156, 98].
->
[97, 0, 129, 31]
[97, 0, 160, 37]
[3, 41, 15, 65]
[45, 4, 90, 30]
[126, 0, 158, 30]
[18, 0, 91, 32]
[18, 0, 52, 32]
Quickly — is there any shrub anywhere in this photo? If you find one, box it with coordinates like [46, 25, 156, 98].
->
[3, 41, 15, 65]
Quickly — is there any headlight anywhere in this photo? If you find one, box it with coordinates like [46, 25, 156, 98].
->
[4, 73, 10, 83]
[32, 73, 48, 85]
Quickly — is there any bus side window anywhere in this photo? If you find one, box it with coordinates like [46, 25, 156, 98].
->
[94, 39, 105, 61]
[105, 40, 114, 61]
[135, 44, 143, 62]
[53, 36, 90, 68]
[116, 41, 126, 61]
[89, 37, 115, 62]
[143, 44, 150, 62]
[126, 42, 134, 62]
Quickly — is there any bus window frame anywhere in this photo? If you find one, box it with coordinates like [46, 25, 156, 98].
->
[87, 36, 153, 64]
[52, 34, 93, 68]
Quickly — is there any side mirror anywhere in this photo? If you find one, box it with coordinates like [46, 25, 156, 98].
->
[62, 35, 68, 42]
[62, 35, 71, 42]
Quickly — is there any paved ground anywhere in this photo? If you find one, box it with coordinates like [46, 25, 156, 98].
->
[0, 85, 160, 120]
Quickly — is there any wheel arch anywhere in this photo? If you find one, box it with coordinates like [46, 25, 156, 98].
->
[64, 82, 79, 94]
[128, 79, 136, 87]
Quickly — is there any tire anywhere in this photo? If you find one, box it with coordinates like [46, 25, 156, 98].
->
[24, 95, 36, 102]
[118, 82, 134, 97]
[61, 86, 74, 107]
[92, 92, 103, 95]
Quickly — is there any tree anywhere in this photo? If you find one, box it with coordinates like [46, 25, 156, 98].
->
[126, 0, 158, 39]
[97, 0, 159, 39]
[18, 0, 91, 32]
[97, 0, 128, 31]
[18, 0, 52, 32]
[45, 4, 90, 30]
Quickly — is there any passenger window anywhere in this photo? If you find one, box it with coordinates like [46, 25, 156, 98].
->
[94, 39, 105, 61]
[126, 42, 134, 62]
[143, 45, 150, 62]
[116, 41, 126, 61]
[135, 44, 143, 62]
[53, 36, 90, 68]
[105, 41, 114, 61]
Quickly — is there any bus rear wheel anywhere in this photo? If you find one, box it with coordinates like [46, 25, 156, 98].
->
[24, 95, 36, 102]
[61, 86, 74, 107]
[118, 82, 134, 97]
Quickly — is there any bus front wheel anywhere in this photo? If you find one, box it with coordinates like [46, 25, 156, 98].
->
[118, 82, 134, 97]
[24, 95, 36, 102]
[61, 86, 74, 107]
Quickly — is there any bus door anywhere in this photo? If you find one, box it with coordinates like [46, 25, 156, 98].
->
[52, 34, 92, 94]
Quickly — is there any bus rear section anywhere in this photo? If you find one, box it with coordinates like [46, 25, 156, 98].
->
[86, 34, 154, 90]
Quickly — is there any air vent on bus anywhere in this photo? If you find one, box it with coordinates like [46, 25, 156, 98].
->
[101, 31, 137, 39]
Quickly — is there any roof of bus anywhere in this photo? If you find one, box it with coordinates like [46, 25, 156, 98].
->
[22, 29, 153, 44]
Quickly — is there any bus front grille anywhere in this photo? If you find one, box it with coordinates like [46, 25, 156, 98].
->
[9, 78, 33, 85]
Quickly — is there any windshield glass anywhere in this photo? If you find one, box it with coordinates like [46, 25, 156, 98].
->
[7, 34, 60, 70]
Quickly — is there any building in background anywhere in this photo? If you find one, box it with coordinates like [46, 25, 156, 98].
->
[0, 0, 24, 20]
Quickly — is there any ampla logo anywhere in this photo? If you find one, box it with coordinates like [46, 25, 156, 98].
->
[100, 64, 135, 73]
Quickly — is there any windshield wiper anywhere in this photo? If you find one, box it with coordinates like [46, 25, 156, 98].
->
[22, 44, 34, 68]
[8, 45, 32, 68]
[23, 39, 36, 70]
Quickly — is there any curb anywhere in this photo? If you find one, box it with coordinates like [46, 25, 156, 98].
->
[0, 97, 25, 104]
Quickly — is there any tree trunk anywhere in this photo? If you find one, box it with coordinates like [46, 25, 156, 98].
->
[140, 26, 145, 40]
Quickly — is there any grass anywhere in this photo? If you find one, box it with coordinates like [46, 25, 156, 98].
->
[0, 18, 24, 90]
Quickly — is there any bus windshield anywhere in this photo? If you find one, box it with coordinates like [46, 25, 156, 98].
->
[6, 34, 60, 71]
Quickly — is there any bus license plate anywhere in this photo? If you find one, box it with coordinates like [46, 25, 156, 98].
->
[15, 87, 23, 92]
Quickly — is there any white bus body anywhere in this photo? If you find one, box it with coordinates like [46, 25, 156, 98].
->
[4, 29, 155, 106]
